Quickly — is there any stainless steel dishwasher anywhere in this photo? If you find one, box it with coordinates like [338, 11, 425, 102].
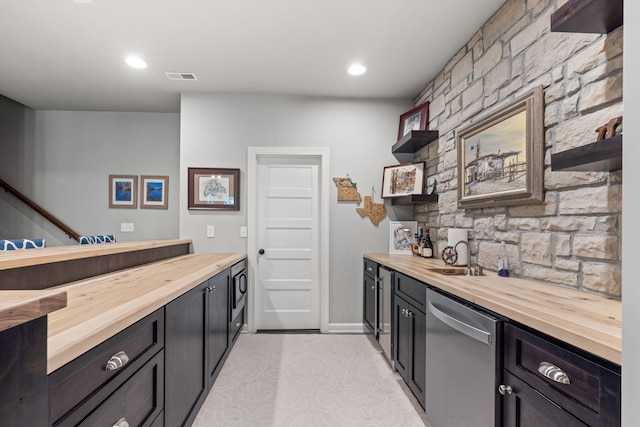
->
[425, 288, 501, 427]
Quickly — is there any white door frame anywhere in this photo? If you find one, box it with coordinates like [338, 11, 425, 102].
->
[247, 147, 330, 333]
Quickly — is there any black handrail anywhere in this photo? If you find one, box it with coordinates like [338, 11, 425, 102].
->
[0, 178, 80, 241]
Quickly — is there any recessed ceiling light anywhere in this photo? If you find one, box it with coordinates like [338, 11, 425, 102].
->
[125, 56, 147, 69]
[347, 64, 367, 76]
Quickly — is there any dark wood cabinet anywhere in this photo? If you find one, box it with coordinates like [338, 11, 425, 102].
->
[502, 370, 588, 427]
[206, 270, 230, 389]
[165, 280, 208, 427]
[165, 269, 231, 426]
[77, 350, 164, 427]
[49, 309, 164, 427]
[394, 294, 426, 407]
[0, 317, 48, 427]
[501, 323, 620, 427]
[363, 260, 377, 335]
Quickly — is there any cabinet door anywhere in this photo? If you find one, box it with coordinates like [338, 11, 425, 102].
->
[409, 305, 426, 406]
[363, 272, 377, 335]
[207, 270, 229, 388]
[394, 295, 425, 406]
[0, 317, 47, 427]
[165, 281, 208, 427]
[394, 296, 410, 380]
[502, 371, 588, 427]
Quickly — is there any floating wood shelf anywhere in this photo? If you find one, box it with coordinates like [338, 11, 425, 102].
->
[551, 134, 622, 172]
[391, 130, 439, 155]
[551, 0, 623, 34]
[390, 194, 438, 206]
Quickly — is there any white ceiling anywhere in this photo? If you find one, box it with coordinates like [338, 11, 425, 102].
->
[0, 0, 506, 113]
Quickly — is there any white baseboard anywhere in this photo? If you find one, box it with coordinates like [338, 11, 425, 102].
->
[326, 323, 366, 334]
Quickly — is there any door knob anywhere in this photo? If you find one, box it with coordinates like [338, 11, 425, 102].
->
[259, 249, 265, 255]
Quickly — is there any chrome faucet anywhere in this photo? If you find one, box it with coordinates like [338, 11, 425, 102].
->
[454, 240, 472, 276]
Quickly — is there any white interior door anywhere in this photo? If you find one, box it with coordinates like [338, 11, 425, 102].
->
[254, 156, 321, 330]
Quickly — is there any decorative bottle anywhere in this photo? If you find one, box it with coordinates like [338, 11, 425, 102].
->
[423, 229, 434, 258]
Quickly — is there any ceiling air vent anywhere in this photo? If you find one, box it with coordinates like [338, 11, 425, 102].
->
[165, 72, 197, 81]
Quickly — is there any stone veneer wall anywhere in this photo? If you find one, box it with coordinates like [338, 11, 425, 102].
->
[413, 0, 622, 297]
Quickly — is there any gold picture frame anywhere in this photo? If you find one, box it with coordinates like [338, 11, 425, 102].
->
[457, 85, 544, 209]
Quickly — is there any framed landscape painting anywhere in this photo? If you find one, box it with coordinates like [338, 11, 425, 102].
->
[457, 86, 544, 209]
[109, 175, 137, 209]
[140, 175, 169, 209]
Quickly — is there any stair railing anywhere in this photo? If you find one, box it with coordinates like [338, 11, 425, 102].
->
[0, 178, 80, 242]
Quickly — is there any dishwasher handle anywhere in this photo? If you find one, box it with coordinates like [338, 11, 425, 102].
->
[428, 301, 492, 345]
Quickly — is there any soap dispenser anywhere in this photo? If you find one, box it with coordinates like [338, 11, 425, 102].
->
[498, 241, 510, 277]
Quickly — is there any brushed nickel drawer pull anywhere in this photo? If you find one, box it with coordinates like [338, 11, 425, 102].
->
[498, 384, 513, 395]
[113, 418, 130, 427]
[105, 351, 130, 371]
[537, 361, 571, 384]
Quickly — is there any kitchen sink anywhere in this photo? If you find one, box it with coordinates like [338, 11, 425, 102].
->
[428, 267, 468, 275]
[427, 267, 484, 276]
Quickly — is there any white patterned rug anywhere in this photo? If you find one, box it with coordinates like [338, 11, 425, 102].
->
[193, 334, 426, 426]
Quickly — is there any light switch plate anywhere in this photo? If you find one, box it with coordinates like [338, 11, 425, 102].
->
[240, 226, 247, 238]
[121, 222, 134, 232]
[207, 225, 215, 238]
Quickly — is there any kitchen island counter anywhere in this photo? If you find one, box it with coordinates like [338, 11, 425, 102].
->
[0, 289, 67, 333]
[364, 253, 621, 365]
[47, 252, 245, 373]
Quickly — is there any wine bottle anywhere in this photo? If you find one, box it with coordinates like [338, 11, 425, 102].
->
[423, 229, 434, 258]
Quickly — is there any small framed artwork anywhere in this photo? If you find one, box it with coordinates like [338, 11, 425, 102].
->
[381, 162, 426, 198]
[457, 85, 544, 209]
[140, 175, 169, 209]
[188, 167, 240, 210]
[389, 221, 417, 254]
[398, 102, 429, 140]
[109, 175, 137, 209]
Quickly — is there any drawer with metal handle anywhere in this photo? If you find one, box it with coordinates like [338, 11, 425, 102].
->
[363, 259, 377, 278]
[79, 350, 164, 427]
[503, 323, 620, 426]
[50, 308, 165, 426]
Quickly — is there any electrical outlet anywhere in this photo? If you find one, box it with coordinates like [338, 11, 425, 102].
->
[240, 226, 247, 238]
[207, 225, 215, 238]
[121, 222, 134, 232]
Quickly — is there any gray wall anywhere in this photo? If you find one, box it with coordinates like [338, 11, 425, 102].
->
[1, 106, 180, 244]
[623, 0, 638, 421]
[180, 93, 414, 325]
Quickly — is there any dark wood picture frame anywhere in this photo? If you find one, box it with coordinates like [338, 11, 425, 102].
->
[188, 167, 240, 210]
[457, 85, 544, 209]
[398, 102, 429, 140]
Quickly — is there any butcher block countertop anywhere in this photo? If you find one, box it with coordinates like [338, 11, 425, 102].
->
[0, 289, 67, 333]
[0, 239, 192, 271]
[364, 253, 622, 366]
[46, 252, 245, 374]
